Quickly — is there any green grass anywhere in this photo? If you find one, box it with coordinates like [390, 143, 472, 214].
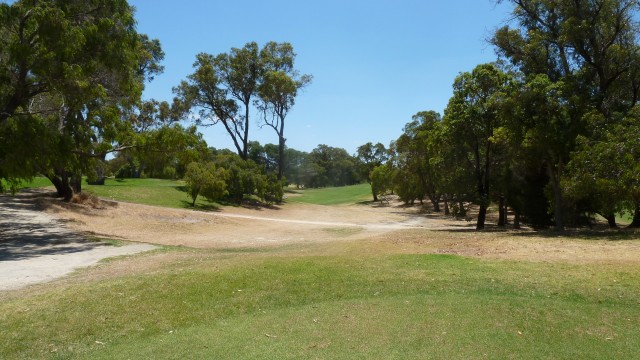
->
[287, 183, 373, 205]
[1, 247, 639, 359]
[7, 177, 219, 210]
[1, 176, 53, 192]
[85, 178, 219, 210]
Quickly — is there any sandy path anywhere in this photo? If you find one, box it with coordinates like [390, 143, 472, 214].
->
[0, 192, 156, 291]
[43, 198, 466, 249]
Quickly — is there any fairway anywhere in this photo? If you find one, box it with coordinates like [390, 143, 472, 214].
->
[287, 183, 373, 205]
[1, 238, 639, 359]
[2, 185, 640, 359]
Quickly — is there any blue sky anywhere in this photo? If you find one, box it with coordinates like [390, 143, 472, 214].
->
[130, 0, 513, 154]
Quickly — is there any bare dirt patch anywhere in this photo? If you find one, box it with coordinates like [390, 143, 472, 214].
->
[40, 194, 640, 265]
[41, 197, 461, 248]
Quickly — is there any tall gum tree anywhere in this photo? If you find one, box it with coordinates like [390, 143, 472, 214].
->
[257, 42, 312, 180]
[174, 42, 261, 160]
[0, 0, 163, 199]
[494, 0, 640, 230]
[356, 142, 388, 202]
[444, 64, 511, 230]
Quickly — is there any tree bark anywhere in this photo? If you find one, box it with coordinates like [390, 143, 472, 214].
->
[476, 203, 487, 230]
[458, 200, 467, 217]
[47, 172, 73, 202]
[71, 174, 82, 194]
[604, 214, 618, 228]
[443, 195, 450, 216]
[628, 203, 640, 228]
[430, 194, 441, 212]
[498, 196, 506, 227]
[277, 135, 285, 180]
[513, 211, 521, 229]
[547, 161, 565, 231]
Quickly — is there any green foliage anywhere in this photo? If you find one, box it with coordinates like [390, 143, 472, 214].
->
[213, 154, 263, 203]
[356, 142, 389, 201]
[491, 0, 640, 230]
[257, 42, 312, 179]
[370, 165, 393, 201]
[134, 124, 209, 179]
[304, 144, 360, 188]
[393, 111, 445, 208]
[0, 0, 164, 199]
[565, 108, 640, 220]
[184, 162, 228, 206]
[443, 64, 511, 228]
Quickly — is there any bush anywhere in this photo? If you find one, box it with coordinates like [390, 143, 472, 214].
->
[161, 166, 177, 180]
[184, 162, 228, 206]
[115, 164, 133, 179]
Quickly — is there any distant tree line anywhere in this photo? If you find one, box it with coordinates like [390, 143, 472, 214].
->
[105, 139, 364, 204]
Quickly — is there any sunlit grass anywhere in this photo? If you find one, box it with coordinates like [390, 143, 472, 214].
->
[85, 178, 219, 210]
[1, 244, 639, 359]
[287, 183, 373, 205]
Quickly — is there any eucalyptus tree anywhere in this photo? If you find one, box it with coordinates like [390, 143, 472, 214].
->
[175, 42, 261, 160]
[257, 42, 312, 179]
[0, 0, 164, 199]
[356, 142, 388, 201]
[443, 64, 511, 230]
[494, 0, 640, 230]
[394, 111, 444, 211]
[565, 109, 640, 228]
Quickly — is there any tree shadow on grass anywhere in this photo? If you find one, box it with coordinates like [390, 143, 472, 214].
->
[179, 200, 221, 212]
[509, 228, 639, 241]
[428, 225, 638, 241]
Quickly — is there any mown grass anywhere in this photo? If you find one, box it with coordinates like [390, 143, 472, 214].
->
[1, 245, 639, 359]
[287, 183, 373, 205]
[86, 178, 221, 210]
[1, 177, 53, 192]
[7, 177, 218, 210]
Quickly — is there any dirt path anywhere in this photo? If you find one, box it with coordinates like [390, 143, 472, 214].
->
[41, 197, 468, 249]
[0, 192, 156, 291]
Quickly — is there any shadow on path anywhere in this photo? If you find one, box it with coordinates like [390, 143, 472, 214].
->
[0, 191, 103, 261]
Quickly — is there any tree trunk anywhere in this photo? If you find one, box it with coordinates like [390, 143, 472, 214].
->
[498, 196, 506, 227]
[372, 188, 379, 202]
[476, 203, 487, 230]
[604, 214, 618, 228]
[547, 161, 565, 231]
[513, 211, 521, 229]
[628, 203, 640, 228]
[277, 135, 285, 180]
[47, 172, 73, 202]
[458, 200, 466, 217]
[71, 174, 82, 194]
[443, 195, 450, 216]
[430, 194, 441, 212]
